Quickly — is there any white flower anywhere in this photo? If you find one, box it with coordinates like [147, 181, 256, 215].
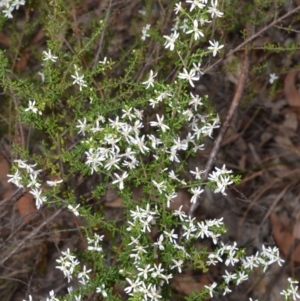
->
[15, 160, 38, 174]
[186, 20, 204, 40]
[71, 71, 87, 91]
[30, 188, 47, 209]
[174, 2, 182, 14]
[189, 92, 203, 110]
[56, 248, 79, 282]
[208, 40, 224, 57]
[25, 100, 38, 114]
[171, 259, 184, 273]
[269, 73, 279, 84]
[166, 191, 177, 207]
[163, 229, 178, 243]
[27, 173, 41, 189]
[186, 0, 205, 11]
[178, 68, 199, 87]
[142, 70, 157, 89]
[43, 49, 58, 62]
[85, 148, 105, 174]
[190, 167, 205, 179]
[149, 114, 170, 132]
[190, 186, 204, 203]
[207, 253, 222, 265]
[130, 135, 149, 154]
[222, 270, 237, 284]
[87, 233, 103, 252]
[151, 263, 165, 278]
[167, 148, 180, 162]
[68, 204, 80, 216]
[173, 206, 187, 221]
[204, 282, 217, 298]
[286, 279, 300, 300]
[99, 57, 108, 64]
[38, 71, 45, 82]
[215, 164, 232, 175]
[207, 0, 223, 18]
[46, 179, 63, 186]
[163, 30, 179, 51]
[137, 264, 154, 280]
[180, 18, 188, 32]
[242, 255, 259, 269]
[280, 289, 290, 300]
[132, 120, 144, 135]
[191, 62, 204, 77]
[96, 284, 108, 298]
[225, 251, 239, 266]
[141, 24, 151, 40]
[76, 118, 88, 136]
[134, 108, 144, 120]
[78, 265, 92, 285]
[112, 171, 128, 190]
[236, 271, 248, 285]
[149, 98, 159, 108]
[152, 180, 166, 194]
[12, 0, 25, 10]
[199, 16, 211, 26]
[223, 286, 232, 295]
[168, 170, 180, 182]
[125, 277, 143, 295]
[201, 121, 220, 138]
[288, 278, 298, 285]
[121, 108, 135, 121]
[153, 234, 164, 250]
[214, 175, 233, 195]
[46, 290, 59, 301]
[7, 169, 23, 187]
[3, 6, 13, 18]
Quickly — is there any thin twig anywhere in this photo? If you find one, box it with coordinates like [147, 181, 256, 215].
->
[203, 5, 300, 74]
[0, 188, 25, 207]
[0, 207, 64, 266]
[188, 6, 300, 216]
[92, 0, 113, 67]
[188, 41, 250, 217]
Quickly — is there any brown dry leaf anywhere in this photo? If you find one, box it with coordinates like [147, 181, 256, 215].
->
[282, 111, 298, 130]
[104, 197, 124, 208]
[14, 49, 30, 72]
[167, 190, 191, 213]
[270, 213, 300, 263]
[31, 28, 46, 46]
[171, 273, 210, 296]
[16, 191, 36, 222]
[0, 32, 11, 47]
[105, 187, 121, 202]
[274, 133, 294, 148]
[284, 71, 300, 107]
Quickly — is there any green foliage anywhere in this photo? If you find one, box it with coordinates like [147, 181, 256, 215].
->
[0, 0, 294, 300]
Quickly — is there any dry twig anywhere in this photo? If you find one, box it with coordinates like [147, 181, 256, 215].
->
[188, 5, 300, 216]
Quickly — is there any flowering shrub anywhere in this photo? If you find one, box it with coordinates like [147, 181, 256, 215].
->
[0, 0, 298, 301]
[0, 0, 25, 18]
